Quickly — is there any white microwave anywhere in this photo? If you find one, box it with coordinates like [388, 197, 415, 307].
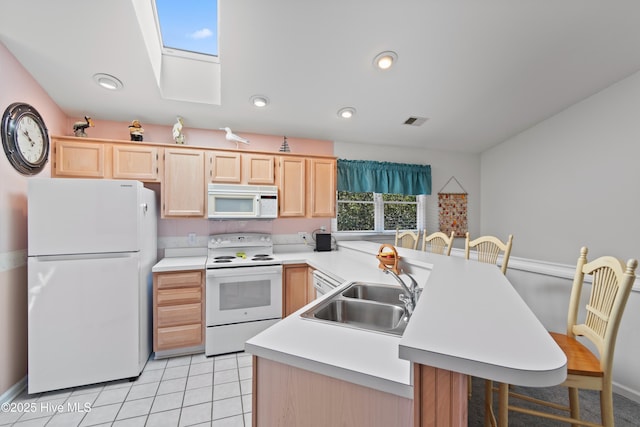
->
[207, 184, 278, 219]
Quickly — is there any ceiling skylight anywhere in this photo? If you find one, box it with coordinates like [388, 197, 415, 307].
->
[155, 0, 219, 57]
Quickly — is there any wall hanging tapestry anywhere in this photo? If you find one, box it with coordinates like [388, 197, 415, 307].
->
[438, 176, 468, 237]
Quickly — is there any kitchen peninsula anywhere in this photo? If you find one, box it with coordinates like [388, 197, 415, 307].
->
[247, 241, 567, 426]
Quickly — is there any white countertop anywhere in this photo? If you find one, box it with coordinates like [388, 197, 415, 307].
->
[247, 241, 567, 397]
[152, 241, 567, 397]
[152, 256, 207, 272]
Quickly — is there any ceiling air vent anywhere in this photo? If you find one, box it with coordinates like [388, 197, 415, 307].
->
[403, 116, 428, 126]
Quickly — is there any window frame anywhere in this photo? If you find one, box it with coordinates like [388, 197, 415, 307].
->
[333, 192, 427, 234]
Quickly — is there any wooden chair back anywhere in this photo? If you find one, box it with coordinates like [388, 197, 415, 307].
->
[464, 233, 513, 275]
[568, 247, 637, 374]
[395, 229, 419, 250]
[422, 230, 455, 256]
[491, 247, 638, 427]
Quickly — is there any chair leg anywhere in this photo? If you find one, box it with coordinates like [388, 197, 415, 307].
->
[484, 380, 494, 427]
[568, 387, 580, 427]
[600, 385, 615, 427]
[498, 382, 509, 426]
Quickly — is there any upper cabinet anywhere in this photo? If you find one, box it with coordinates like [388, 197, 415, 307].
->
[245, 154, 275, 185]
[50, 136, 336, 219]
[207, 151, 241, 183]
[52, 138, 106, 178]
[206, 152, 275, 185]
[278, 157, 306, 217]
[163, 148, 206, 218]
[277, 156, 336, 218]
[112, 145, 161, 182]
[52, 137, 160, 182]
[308, 157, 336, 217]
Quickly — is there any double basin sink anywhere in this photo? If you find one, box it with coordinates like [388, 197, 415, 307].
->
[300, 282, 408, 336]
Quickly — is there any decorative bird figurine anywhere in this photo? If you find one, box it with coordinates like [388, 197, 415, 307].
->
[172, 116, 185, 144]
[219, 127, 250, 147]
[73, 116, 94, 137]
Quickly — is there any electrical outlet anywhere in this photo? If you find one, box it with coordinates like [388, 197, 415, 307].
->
[188, 232, 197, 246]
[320, 225, 326, 232]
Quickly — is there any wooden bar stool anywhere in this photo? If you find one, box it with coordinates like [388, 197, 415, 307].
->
[395, 229, 419, 250]
[490, 247, 637, 427]
[422, 230, 455, 256]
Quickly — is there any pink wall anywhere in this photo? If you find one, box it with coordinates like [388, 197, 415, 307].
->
[62, 118, 333, 156]
[0, 42, 68, 397]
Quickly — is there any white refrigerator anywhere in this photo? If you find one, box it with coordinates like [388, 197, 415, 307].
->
[27, 178, 157, 394]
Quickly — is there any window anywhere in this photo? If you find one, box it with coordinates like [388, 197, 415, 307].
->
[336, 191, 425, 232]
[154, 0, 219, 57]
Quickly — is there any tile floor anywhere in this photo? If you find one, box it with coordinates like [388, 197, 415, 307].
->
[0, 352, 252, 427]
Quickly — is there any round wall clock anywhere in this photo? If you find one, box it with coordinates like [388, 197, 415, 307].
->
[1, 102, 50, 175]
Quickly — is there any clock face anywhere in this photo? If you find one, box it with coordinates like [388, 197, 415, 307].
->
[16, 115, 46, 164]
[1, 102, 50, 175]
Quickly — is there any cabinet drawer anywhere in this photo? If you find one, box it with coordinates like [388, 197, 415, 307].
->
[157, 303, 202, 327]
[157, 287, 201, 306]
[156, 324, 202, 350]
[156, 271, 203, 289]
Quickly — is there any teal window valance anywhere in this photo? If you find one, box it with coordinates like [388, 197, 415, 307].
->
[337, 159, 431, 196]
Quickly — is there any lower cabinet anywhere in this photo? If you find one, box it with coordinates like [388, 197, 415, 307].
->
[283, 264, 315, 317]
[253, 357, 414, 427]
[153, 270, 204, 352]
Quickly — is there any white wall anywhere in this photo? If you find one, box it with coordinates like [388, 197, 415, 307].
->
[481, 69, 640, 401]
[334, 141, 481, 248]
[481, 70, 640, 265]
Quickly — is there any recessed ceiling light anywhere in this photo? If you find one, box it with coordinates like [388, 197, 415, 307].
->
[337, 107, 356, 119]
[93, 73, 123, 90]
[250, 95, 269, 108]
[373, 51, 397, 70]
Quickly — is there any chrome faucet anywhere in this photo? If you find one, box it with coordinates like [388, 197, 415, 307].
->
[382, 267, 422, 318]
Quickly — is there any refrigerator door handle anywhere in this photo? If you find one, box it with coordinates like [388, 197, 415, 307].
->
[31, 252, 137, 262]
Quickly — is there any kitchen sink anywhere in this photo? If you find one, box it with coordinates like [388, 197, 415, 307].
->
[341, 282, 404, 305]
[300, 282, 408, 336]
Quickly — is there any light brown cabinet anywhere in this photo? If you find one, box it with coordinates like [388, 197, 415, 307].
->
[308, 157, 336, 217]
[52, 138, 106, 178]
[51, 136, 336, 219]
[244, 154, 275, 184]
[278, 157, 306, 217]
[163, 148, 206, 217]
[277, 156, 336, 218]
[153, 270, 204, 352]
[112, 145, 161, 182]
[208, 151, 241, 183]
[53, 137, 161, 182]
[283, 263, 315, 316]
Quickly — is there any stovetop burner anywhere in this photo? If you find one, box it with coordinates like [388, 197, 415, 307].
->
[206, 233, 281, 269]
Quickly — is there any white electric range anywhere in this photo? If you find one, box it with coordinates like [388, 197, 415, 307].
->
[205, 233, 283, 356]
